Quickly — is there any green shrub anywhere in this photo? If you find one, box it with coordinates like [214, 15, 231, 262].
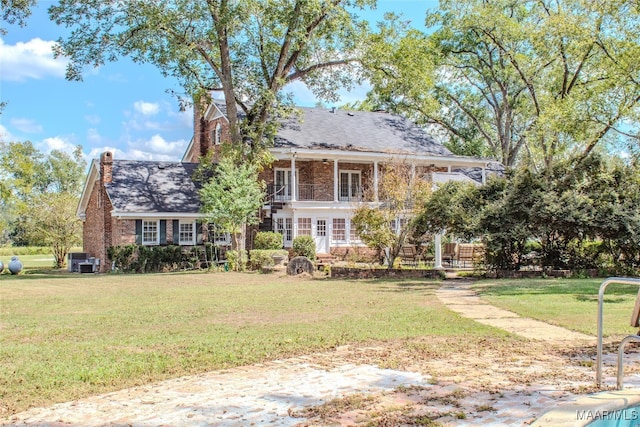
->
[253, 232, 283, 250]
[248, 249, 289, 270]
[292, 235, 316, 261]
[225, 250, 247, 271]
[107, 245, 202, 273]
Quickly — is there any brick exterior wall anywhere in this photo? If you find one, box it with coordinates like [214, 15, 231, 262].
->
[82, 166, 111, 272]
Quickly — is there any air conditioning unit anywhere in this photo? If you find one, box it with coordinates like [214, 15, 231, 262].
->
[68, 252, 89, 272]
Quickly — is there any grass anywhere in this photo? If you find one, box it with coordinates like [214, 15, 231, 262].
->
[473, 277, 640, 337]
[0, 272, 505, 416]
[0, 254, 56, 270]
[3, 273, 639, 419]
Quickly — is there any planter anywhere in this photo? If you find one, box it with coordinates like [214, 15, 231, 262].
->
[8, 256, 23, 275]
[271, 255, 285, 266]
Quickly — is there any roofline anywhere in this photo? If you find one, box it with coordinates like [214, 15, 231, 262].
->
[269, 147, 494, 168]
[204, 100, 230, 122]
[76, 159, 100, 219]
[112, 212, 206, 220]
[181, 136, 195, 162]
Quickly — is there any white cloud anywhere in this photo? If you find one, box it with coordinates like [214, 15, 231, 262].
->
[89, 136, 188, 162]
[40, 136, 78, 155]
[10, 117, 43, 134]
[0, 38, 68, 82]
[133, 101, 160, 116]
[168, 107, 193, 129]
[84, 115, 101, 125]
[0, 124, 17, 142]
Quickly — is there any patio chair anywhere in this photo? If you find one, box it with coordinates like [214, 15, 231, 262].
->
[442, 242, 458, 266]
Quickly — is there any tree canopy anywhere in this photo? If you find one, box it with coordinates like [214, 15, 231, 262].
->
[415, 154, 640, 272]
[351, 162, 430, 268]
[50, 0, 377, 155]
[1, 0, 37, 33]
[364, 0, 640, 169]
[0, 142, 86, 266]
[199, 154, 265, 269]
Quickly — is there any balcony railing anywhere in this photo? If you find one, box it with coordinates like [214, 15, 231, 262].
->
[266, 184, 367, 202]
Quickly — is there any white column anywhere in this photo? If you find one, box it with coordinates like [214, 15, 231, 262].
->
[373, 161, 379, 202]
[333, 159, 339, 202]
[434, 232, 443, 269]
[482, 166, 486, 184]
[291, 155, 297, 202]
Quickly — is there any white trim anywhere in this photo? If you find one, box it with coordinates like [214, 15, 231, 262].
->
[181, 137, 195, 162]
[270, 147, 492, 168]
[178, 220, 196, 245]
[203, 101, 230, 122]
[76, 159, 100, 219]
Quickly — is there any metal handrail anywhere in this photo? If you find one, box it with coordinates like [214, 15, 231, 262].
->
[617, 334, 640, 390]
[596, 277, 640, 388]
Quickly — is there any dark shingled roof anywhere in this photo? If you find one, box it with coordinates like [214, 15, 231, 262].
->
[106, 160, 201, 213]
[274, 107, 453, 156]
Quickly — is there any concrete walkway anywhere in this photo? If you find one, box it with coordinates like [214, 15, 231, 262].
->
[436, 279, 595, 343]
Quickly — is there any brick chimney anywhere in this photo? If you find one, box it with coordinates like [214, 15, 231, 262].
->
[100, 151, 114, 183]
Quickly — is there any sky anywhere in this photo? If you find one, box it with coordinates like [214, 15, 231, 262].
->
[0, 1, 438, 164]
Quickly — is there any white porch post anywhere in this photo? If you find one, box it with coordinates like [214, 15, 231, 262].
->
[373, 161, 379, 202]
[434, 232, 443, 269]
[333, 159, 339, 202]
[291, 155, 297, 202]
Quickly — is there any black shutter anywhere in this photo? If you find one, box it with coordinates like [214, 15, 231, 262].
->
[135, 220, 142, 245]
[160, 220, 167, 245]
[172, 220, 179, 244]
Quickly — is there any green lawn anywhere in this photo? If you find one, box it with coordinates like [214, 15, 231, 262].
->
[3, 272, 638, 417]
[0, 254, 56, 271]
[474, 277, 640, 337]
[0, 272, 506, 416]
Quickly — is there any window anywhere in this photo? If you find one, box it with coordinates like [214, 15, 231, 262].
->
[142, 220, 159, 245]
[274, 169, 292, 201]
[207, 224, 230, 245]
[317, 219, 327, 237]
[179, 221, 195, 245]
[332, 218, 346, 241]
[214, 123, 221, 145]
[298, 217, 312, 236]
[275, 217, 293, 243]
[213, 231, 230, 245]
[339, 171, 361, 201]
[349, 219, 359, 242]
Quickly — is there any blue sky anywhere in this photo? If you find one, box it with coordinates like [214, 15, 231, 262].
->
[0, 1, 437, 163]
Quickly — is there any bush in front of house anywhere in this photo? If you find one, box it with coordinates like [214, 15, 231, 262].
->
[253, 232, 283, 250]
[292, 235, 316, 261]
[248, 249, 289, 270]
[225, 250, 248, 271]
[108, 244, 201, 273]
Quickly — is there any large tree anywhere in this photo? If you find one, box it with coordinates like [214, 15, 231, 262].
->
[50, 0, 376, 154]
[364, 0, 640, 169]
